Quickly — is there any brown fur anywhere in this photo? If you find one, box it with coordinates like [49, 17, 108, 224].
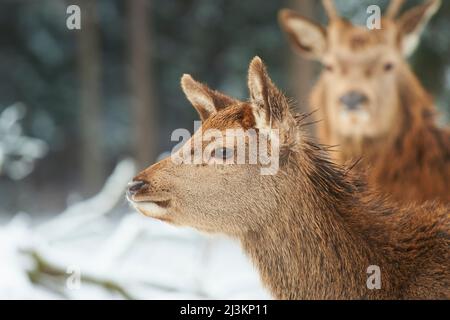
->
[279, 0, 449, 204]
[128, 57, 450, 299]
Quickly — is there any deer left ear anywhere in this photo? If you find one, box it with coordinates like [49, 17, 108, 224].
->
[181, 74, 238, 121]
[397, 0, 441, 57]
[247, 56, 290, 128]
[278, 9, 327, 61]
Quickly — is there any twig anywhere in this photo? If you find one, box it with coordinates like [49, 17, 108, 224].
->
[25, 250, 136, 300]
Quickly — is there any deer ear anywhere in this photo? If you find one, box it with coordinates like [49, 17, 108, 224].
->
[248, 57, 289, 127]
[278, 9, 327, 61]
[397, 0, 441, 57]
[181, 74, 238, 121]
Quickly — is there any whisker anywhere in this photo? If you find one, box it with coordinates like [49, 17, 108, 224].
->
[344, 157, 363, 176]
[299, 119, 323, 128]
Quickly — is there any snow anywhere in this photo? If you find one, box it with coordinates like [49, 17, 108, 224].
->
[0, 158, 270, 300]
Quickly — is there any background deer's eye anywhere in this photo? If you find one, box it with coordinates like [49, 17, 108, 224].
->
[383, 62, 394, 72]
[324, 64, 334, 72]
[212, 147, 234, 160]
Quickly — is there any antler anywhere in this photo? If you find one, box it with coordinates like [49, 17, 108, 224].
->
[385, 0, 405, 18]
[322, 0, 339, 20]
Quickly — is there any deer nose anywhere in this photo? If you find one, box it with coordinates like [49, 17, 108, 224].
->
[340, 91, 368, 111]
[127, 180, 148, 197]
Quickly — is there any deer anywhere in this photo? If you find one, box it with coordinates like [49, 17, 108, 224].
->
[278, 0, 450, 204]
[127, 57, 449, 300]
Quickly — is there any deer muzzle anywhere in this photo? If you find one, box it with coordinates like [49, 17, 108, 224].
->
[339, 91, 368, 112]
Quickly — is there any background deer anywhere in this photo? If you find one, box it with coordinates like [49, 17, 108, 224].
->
[127, 57, 449, 299]
[279, 0, 450, 204]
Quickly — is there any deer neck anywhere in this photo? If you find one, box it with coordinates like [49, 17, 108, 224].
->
[240, 149, 396, 299]
[369, 69, 435, 162]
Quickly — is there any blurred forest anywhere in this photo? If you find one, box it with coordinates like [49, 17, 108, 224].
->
[0, 0, 449, 216]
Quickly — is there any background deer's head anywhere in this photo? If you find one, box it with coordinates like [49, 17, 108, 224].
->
[279, 0, 440, 141]
[127, 57, 305, 235]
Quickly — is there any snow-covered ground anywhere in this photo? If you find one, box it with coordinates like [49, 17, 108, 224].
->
[0, 159, 270, 300]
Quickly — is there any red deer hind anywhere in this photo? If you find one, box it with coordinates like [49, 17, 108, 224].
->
[279, 0, 450, 204]
[127, 57, 449, 299]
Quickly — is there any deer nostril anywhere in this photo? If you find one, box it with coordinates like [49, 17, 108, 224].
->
[127, 180, 148, 195]
[340, 91, 368, 111]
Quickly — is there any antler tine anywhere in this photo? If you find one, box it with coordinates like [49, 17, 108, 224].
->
[322, 0, 339, 20]
[386, 0, 405, 18]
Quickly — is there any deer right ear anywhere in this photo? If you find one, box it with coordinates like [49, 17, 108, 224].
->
[278, 9, 327, 61]
[248, 57, 290, 128]
[397, 0, 441, 57]
[181, 74, 238, 121]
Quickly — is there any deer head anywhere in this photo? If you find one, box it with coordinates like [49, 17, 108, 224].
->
[127, 57, 301, 235]
[279, 0, 440, 143]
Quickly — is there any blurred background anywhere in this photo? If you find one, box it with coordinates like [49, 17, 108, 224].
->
[0, 0, 449, 299]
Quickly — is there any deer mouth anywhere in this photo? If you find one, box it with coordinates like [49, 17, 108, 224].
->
[127, 189, 170, 205]
[127, 192, 172, 218]
[146, 199, 170, 208]
[339, 108, 370, 127]
[130, 196, 171, 208]
[129, 199, 171, 218]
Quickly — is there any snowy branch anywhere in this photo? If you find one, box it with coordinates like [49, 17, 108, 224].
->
[0, 103, 48, 180]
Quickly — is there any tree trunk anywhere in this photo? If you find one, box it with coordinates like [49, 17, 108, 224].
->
[76, 0, 104, 196]
[128, 0, 158, 170]
[287, 0, 317, 118]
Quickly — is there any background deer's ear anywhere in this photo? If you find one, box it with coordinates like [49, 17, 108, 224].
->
[181, 74, 238, 121]
[248, 56, 289, 127]
[397, 0, 441, 57]
[278, 9, 327, 61]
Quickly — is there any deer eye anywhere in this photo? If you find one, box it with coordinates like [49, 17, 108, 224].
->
[212, 147, 234, 160]
[324, 64, 334, 72]
[383, 62, 394, 72]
